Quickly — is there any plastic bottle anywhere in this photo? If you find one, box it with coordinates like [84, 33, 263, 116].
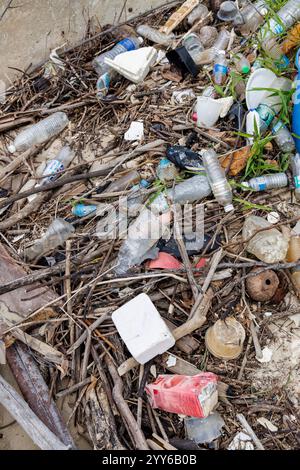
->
[292, 49, 300, 152]
[233, 53, 250, 74]
[290, 153, 300, 200]
[262, 37, 290, 69]
[238, 0, 269, 36]
[24, 218, 75, 261]
[202, 149, 233, 212]
[182, 33, 204, 61]
[114, 174, 212, 273]
[93, 37, 142, 76]
[242, 173, 288, 191]
[8, 112, 69, 153]
[242, 215, 289, 263]
[96, 70, 118, 98]
[156, 158, 179, 183]
[185, 413, 225, 444]
[37, 146, 75, 187]
[145, 373, 218, 418]
[199, 26, 218, 48]
[260, 0, 300, 40]
[271, 120, 295, 152]
[136, 25, 174, 46]
[192, 29, 230, 65]
[213, 51, 228, 86]
[187, 4, 209, 25]
[105, 170, 141, 193]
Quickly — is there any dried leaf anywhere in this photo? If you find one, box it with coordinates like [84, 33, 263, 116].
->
[220, 146, 251, 176]
[281, 23, 300, 54]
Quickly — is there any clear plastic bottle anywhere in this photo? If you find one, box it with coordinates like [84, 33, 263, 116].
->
[199, 26, 218, 48]
[238, 0, 269, 36]
[233, 53, 250, 74]
[242, 173, 288, 191]
[185, 413, 225, 444]
[72, 204, 97, 217]
[291, 153, 300, 200]
[24, 218, 75, 261]
[8, 112, 69, 153]
[136, 25, 175, 46]
[201, 149, 234, 212]
[260, 0, 300, 40]
[242, 215, 289, 263]
[114, 174, 212, 274]
[187, 4, 209, 25]
[156, 158, 179, 183]
[96, 70, 117, 98]
[271, 120, 295, 152]
[38, 146, 75, 186]
[182, 33, 204, 61]
[213, 51, 228, 86]
[192, 29, 230, 65]
[262, 37, 290, 69]
[93, 37, 142, 76]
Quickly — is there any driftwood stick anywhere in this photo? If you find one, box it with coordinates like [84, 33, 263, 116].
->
[105, 355, 149, 450]
[0, 373, 69, 450]
[236, 413, 265, 450]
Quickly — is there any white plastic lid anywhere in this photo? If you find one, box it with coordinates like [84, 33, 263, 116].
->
[8, 144, 16, 153]
[224, 204, 234, 213]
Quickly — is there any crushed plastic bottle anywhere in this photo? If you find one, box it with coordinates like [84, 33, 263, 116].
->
[202, 149, 234, 212]
[187, 3, 209, 25]
[114, 175, 211, 274]
[292, 49, 300, 152]
[192, 29, 230, 65]
[24, 218, 75, 261]
[271, 120, 295, 152]
[291, 153, 300, 200]
[157, 158, 179, 183]
[182, 33, 204, 61]
[136, 25, 175, 46]
[262, 37, 290, 69]
[217, 1, 241, 23]
[185, 413, 225, 444]
[93, 37, 142, 76]
[199, 26, 218, 48]
[145, 373, 218, 418]
[242, 215, 289, 263]
[238, 0, 269, 36]
[260, 0, 300, 40]
[242, 173, 288, 191]
[38, 146, 75, 187]
[8, 112, 69, 153]
[213, 50, 228, 85]
[233, 53, 250, 74]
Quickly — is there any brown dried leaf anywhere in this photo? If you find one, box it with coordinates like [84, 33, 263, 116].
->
[220, 146, 251, 176]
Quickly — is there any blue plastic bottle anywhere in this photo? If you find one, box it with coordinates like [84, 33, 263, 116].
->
[292, 48, 300, 152]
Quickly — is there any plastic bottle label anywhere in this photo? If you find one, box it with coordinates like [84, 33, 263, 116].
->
[213, 64, 228, 76]
[257, 104, 275, 128]
[258, 183, 267, 191]
[271, 22, 284, 35]
[272, 121, 284, 134]
[73, 204, 97, 217]
[118, 38, 136, 51]
[295, 176, 300, 188]
[43, 160, 64, 182]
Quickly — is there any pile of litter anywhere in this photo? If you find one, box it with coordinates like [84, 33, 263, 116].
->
[0, 0, 300, 451]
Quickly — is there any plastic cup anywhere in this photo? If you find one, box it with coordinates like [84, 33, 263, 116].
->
[205, 317, 245, 360]
[246, 68, 277, 110]
[196, 96, 223, 127]
[217, 1, 238, 22]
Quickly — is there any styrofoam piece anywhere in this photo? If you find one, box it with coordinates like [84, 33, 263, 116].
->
[112, 293, 175, 364]
[124, 121, 144, 141]
[257, 417, 278, 432]
[228, 432, 254, 450]
[256, 346, 273, 363]
[104, 47, 158, 84]
[267, 211, 280, 224]
[246, 68, 277, 110]
[246, 110, 260, 143]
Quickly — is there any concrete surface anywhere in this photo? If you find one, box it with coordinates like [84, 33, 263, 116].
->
[0, 0, 173, 86]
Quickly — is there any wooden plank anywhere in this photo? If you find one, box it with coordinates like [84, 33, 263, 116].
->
[0, 373, 69, 450]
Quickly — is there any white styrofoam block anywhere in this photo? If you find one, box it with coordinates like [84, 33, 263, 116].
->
[104, 47, 158, 84]
[112, 293, 175, 364]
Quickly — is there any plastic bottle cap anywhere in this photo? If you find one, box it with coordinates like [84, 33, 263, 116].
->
[241, 65, 250, 74]
[8, 144, 16, 153]
[224, 204, 234, 213]
[137, 36, 144, 45]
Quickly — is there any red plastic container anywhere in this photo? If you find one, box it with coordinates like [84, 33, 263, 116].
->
[145, 373, 218, 418]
